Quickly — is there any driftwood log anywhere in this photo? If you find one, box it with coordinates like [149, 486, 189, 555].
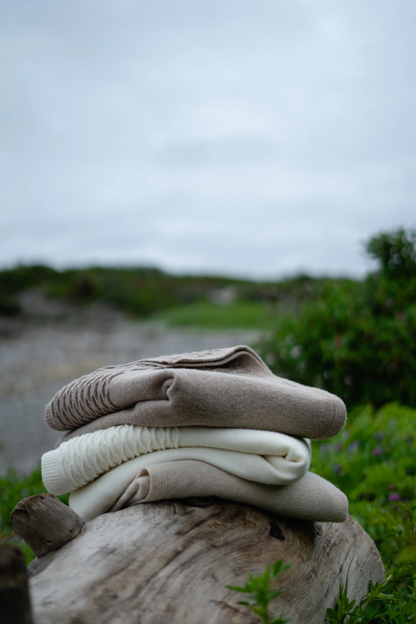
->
[12, 496, 385, 624]
[0, 543, 33, 624]
[10, 493, 85, 557]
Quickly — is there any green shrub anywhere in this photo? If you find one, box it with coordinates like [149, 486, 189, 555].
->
[260, 228, 416, 409]
[365, 228, 416, 279]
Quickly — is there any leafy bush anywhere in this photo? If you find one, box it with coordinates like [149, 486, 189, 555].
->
[366, 228, 416, 279]
[260, 228, 416, 409]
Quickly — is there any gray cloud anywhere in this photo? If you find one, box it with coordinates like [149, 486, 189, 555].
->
[1, 0, 415, 278]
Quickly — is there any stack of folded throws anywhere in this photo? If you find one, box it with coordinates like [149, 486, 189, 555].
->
[41, 345, 349, 523]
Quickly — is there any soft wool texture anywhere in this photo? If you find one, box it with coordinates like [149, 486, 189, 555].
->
[115, 461, 348, 522]
[70, 459, 348, 523]
[42, 424, 311, 495]
[45, 345, 347, 442]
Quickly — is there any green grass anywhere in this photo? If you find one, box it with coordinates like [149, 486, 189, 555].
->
[150, 300, 276, 329]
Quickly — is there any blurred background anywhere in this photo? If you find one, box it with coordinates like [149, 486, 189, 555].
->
[2, 4, 416, 599]
[0, 0, 415, 473]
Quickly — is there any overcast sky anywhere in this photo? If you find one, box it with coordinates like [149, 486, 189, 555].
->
[1, 0, 415, 279]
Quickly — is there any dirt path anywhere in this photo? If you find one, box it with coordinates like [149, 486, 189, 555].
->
[0, 315, 263, 475]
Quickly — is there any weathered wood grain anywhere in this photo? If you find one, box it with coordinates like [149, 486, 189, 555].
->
[28, 501, 384, 624]
[10, 494, 85, 557]
[0, 543, 33, 624]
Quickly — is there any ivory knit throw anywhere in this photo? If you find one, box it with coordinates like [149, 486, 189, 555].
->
[45, 345, 347, 442]
[41, 425, 311, 495]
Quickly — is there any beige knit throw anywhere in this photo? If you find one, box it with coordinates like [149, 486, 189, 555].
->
[69, 459, 348, 523]
[116, 461, 348, 523]
[45, 345, 347, 443]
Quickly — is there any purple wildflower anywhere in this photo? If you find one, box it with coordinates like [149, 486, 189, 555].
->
[348, 440, 359, 453]
[333, 464, 341, 474]
[373, 431, 385, 440]
[372, 447, 383, 456]
[389, 493, 400, 502]
[334, 443, 342, 451]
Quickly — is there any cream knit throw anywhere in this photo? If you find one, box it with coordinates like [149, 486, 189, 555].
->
[42, 425, 311, 495]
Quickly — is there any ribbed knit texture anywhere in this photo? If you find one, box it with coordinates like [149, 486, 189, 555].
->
[44, 366, 158, 431]
[40, 451, 63, 493]
[44, 346, 274, 432]
[42, 425, 180, 494]
[41, 425, 311, 495]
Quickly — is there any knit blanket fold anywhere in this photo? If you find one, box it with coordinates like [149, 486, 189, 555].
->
[45, 345, 347, 442]
[41, 425, 311, 495]
[115, 461, 348, 523]
[69, 459, 348, 523]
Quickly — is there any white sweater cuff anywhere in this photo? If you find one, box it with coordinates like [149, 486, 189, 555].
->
[42, 450, 67, 494]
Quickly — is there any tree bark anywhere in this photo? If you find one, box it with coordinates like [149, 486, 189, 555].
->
[10, 494, 85, 558]
[27, 500, 384, 624]
[0, 543, 33, 624]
